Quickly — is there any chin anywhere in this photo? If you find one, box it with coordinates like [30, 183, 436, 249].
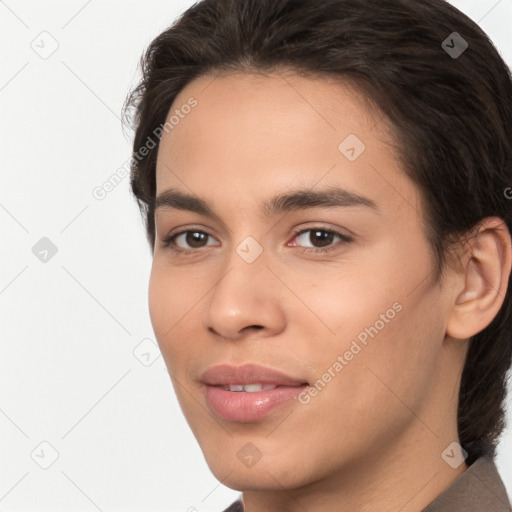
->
[207, 460, 301, 491]
[197, 438, 318, 492]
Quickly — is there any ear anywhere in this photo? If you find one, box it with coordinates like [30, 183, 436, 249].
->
[446, 217, 512, 340]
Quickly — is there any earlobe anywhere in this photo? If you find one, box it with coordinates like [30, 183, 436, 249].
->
[447, 217, 511, 340]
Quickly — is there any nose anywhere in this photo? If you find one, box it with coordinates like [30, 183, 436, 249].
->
[204, 248, 287, 341]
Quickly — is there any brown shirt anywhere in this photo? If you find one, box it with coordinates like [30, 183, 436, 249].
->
[423, 455, 511, 511]
[222, 455, 511, 511]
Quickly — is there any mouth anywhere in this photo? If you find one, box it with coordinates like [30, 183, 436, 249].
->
[201, 364, 309, 422]
[219, 383, 282, 392]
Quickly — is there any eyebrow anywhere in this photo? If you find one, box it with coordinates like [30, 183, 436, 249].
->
[153, 186, 379, 219]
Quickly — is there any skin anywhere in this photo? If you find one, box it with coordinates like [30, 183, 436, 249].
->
[148, 69, 511, 512]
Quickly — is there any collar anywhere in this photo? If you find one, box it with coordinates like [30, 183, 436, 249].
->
[422, 455, 511, 511]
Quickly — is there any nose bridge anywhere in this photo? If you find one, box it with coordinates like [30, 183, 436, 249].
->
[204, 237, 286, 338]
[219, 230, 270, 288]
[212, 237, 270, 311]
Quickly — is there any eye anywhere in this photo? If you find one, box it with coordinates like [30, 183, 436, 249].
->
[289, 228, 352, 253]
[160, 227, 352, 255]
[161, 230, 218, 252]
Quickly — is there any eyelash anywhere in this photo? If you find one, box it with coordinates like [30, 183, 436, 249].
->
[160, 227, 352, 255]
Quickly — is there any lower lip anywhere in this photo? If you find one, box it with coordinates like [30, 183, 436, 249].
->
[205, 385, 307, 422]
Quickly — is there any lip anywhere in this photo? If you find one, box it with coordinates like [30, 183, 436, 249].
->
[201, 364, 309, 422]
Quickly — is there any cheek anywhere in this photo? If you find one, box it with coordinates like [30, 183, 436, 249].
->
[290, 298, 442, 470]
[148, 264, 173, 339]
[287, 254, 404, 354]
[319, 284, 443, 426]
[148, 262, 201, 364]
[294, 240, 443, 410]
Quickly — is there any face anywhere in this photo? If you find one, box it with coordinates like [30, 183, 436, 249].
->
[149, 70, 458, 491]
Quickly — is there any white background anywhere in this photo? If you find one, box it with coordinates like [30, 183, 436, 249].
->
[1, 1, 511, 510]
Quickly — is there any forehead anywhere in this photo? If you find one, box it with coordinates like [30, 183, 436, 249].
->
[154, 70, 416, 216]
[157, 70, 384, 161]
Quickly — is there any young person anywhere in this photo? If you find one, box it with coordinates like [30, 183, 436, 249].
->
[124, 0, 512, 510]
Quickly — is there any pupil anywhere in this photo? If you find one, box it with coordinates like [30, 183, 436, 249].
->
[187, 231, 207, 248]
[311, 230, 333, 247]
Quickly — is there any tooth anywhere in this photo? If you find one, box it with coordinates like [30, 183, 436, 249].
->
[244, 384, 263, 392]
[224, 384, 279, 392]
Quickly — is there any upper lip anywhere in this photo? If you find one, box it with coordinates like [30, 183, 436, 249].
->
[201, 364, 308, 387]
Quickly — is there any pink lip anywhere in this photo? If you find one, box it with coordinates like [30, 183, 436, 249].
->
[201, 364, 308, 422]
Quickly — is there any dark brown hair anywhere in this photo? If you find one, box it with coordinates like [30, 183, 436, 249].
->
[123, 0, 512, 464]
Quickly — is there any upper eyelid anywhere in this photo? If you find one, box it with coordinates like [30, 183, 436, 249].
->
[167, 226, 345, 238]
[166, 226, 350, 249]
[163, 220, 350, 236]
[289, 227, 352, 246]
